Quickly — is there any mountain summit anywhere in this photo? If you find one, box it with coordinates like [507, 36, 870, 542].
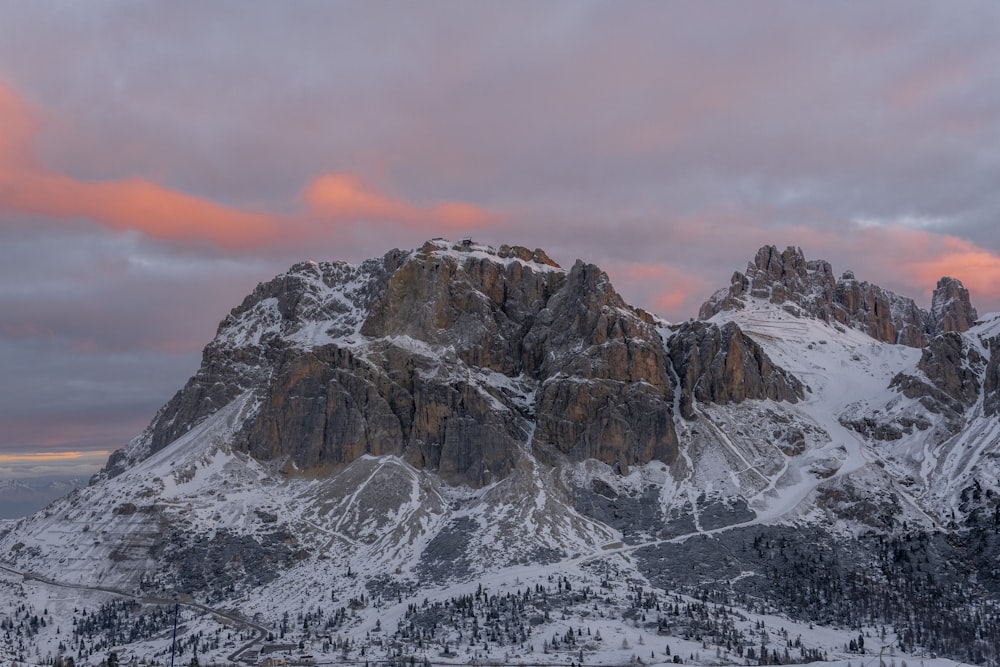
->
[105, 239, 803, 487]
[700, 244, 977, 346]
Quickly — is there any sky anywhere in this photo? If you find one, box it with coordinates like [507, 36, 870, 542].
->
[1, 2, 999, 487]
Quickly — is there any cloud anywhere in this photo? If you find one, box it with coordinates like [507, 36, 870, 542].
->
[0, 82, 497, 249]
[601, 261, 712, 321]
[9, 173, 284, 247]
[0, 449, 109, 479]
[0, 82, 282, 247]
[304, 172, 497, 229]
[0, 450, 108, 463]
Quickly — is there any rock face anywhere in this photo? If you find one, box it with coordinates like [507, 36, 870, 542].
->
[890, 332, 986, 426]
[101, 240, 813, 487]
[234, 343, 528, 485]
[930, 276, 978, 335]
[104, 254, 402, 476]
[525, 260, 678, 472]
[985, 335, 1000, 417]
[359, 242, 563, 375]
[832, 274, 927, 347]
[700, 245, 977, 346]
[667, 321, 804, 420]
[108, 240, 811, 487]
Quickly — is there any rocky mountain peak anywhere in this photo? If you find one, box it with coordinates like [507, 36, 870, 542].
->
[931, 276, 978, 335]
[359, 239, 567, 376]
[700, 245, 832, 319]
[99, 239, 814, 487]
[700, 244, 978, 347]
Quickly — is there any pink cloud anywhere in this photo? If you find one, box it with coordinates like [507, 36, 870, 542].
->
[602, 260, 713, 321]
[303, 172, 497, 229]
[0, 83, 282, 248]
[0, 82, 498, 249]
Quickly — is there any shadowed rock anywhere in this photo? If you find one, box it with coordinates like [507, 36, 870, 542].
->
[700, 244, 978, 346]
[667, 320, 804, 420]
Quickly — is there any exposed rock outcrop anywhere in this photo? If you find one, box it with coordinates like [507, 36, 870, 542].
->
[104, 255, 403, 477]
[890, 332, 986, 426]
[700, 245, 977, 346]
[526, 260, 678, 472]
[234, 343, 526, 485]
[667, 320, 804, 420]
[360, 241, 565, 375]
[832, 274, 927, 347]
[103, 343, 274, 477]
[931, 276, 978, 335]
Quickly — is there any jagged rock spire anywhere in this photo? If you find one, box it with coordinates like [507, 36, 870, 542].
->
[931, 276, 978, 335]
[700, 244, 979, 347]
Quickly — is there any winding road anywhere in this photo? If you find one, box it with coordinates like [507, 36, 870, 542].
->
[0, 561, 270, 662]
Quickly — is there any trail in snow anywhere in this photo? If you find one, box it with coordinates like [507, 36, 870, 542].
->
[697, 408, 780, 496]
[723, 309, 911, 523]
[0, 560, 271, 660]
[728, 307, 951, 530]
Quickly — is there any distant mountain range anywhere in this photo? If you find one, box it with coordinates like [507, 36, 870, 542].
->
[1, 239, 998, 667]
[0, 477, 86, 520]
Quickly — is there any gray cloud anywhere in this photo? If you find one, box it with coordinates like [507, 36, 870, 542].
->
[0, 451, 108, 480]
[1, 2, 999, 467]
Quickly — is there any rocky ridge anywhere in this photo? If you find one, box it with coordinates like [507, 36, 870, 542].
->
[700, 244, 977, 346]
[703, 245, 998, 509]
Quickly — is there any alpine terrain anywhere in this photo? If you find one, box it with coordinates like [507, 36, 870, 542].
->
[2, 240, 999, 667]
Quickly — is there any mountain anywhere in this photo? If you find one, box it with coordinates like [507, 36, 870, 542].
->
[1, 240, 998, 667]
[0, 477, 87, 520]
[700, 245, 978, 346]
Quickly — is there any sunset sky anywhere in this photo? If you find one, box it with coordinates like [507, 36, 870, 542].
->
[1, 2, 999, 481]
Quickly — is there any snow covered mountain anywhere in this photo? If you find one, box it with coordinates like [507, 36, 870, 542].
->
[1, 240, 998, 667]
